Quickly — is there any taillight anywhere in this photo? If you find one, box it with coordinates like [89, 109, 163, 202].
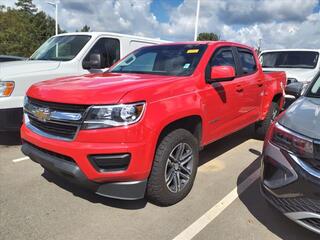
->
[270, 123, 314, 159]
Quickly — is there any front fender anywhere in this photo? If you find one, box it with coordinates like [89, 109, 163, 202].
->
[144, 93, 203, 137]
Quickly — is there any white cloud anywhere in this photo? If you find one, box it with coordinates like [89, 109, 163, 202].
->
[2, 0, 320, 49]
[158, 0, 320, 49]
[221, 12, 320, 49]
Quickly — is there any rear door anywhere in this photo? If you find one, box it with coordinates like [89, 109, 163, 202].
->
[235, 48, 263, 123]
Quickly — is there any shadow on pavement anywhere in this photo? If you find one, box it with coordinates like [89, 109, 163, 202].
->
[0, 132, 21, 145]
[33, 123, 256, 210]
[237, 155, 319, 240]
[39, 124, 256, 209]
[199, 124, 254, 166]
[42, 170, 148, 210]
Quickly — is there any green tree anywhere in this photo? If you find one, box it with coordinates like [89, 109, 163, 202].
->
[0, 0, 65, 57]
[80, 25, 90, 32]
[197, 32, 220, 41]
[15, 0, 37, 14]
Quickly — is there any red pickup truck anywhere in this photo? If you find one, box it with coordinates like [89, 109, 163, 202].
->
[21, 41, 286, 205]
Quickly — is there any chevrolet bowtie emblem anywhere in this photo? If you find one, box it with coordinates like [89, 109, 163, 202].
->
[33, 107, 51, 122]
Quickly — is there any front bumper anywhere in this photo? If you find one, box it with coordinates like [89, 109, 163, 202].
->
[261, 141, 320, 234]
[21, 121, 158, 199]
[21, 141, 147, 200]
[0, 108, 23, 132]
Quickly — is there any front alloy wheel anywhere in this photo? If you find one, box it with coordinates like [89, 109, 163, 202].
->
[165, 143, 194, 193]
[147, 129, 199, 206]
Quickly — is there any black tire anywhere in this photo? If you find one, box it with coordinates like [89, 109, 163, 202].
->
[255, 102, 280, 139]
[147, 129, 199, 206]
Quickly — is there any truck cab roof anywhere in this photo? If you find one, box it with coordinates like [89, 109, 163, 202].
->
[156, 41, 255, 51]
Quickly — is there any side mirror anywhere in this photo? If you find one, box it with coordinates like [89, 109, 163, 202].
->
[285, 82, 304, 98]
[210, 66, 235, 82]
[83, 53, 102, 70]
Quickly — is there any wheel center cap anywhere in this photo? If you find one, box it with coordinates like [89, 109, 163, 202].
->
[174, 163, 179, 171]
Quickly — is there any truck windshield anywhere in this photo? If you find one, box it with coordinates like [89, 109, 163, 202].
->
[30, 35, 91, 61]
[307, 74, 320, 98]
[261, 51, 319, 69]
[110, 44, 207, 76]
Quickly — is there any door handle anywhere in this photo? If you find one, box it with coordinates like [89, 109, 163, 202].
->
[257, 80, 264, 87]
[236, 85, 244, 92]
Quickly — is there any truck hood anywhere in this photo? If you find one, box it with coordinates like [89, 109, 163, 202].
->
[279, 97, 320, 139]
[27, 72, 180, 105]
[263, 68, 317, 83]
[0, 60, 60, 78]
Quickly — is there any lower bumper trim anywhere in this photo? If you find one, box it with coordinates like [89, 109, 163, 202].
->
[21, 142, 147, 200]
[285, 212, 320, 234]
[261, 184, 320, 234]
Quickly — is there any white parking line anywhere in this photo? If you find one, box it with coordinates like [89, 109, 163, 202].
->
[12, 157, 29, 163]
[173, 168, 260, 240]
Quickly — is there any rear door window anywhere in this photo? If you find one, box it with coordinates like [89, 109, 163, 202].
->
[238, 49, 257, 75]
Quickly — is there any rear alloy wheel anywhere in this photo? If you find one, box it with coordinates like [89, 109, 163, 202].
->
[147, 129, 199, 206]
[255, 102, 280, 139]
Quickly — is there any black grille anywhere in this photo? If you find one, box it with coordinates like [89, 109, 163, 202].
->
[26, 98, 89, 140]
[263, 187, 320, 214]
[29, 97, 88, 113]
[300, 218, 320, 230]
[29, 115, 78, 140]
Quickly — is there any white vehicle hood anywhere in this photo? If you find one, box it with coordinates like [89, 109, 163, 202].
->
[263, 67, 317, 83]
[0, 60, 60, 79]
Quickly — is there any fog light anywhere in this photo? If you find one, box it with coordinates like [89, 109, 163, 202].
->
[88, 153, 131, 172]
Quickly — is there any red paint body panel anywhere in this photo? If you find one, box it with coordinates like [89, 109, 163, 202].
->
[22, 41, 286, 183]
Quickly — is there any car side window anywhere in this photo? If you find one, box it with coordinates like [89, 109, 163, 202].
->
[84, 38, 120, 69]
[211, 49, 236, 69]
[238, 50, 257, 75]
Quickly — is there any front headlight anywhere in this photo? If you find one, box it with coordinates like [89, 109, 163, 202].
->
[0, 81, 15, 97]
[82, 102, 145, 129]
[271, 123, 314, 159]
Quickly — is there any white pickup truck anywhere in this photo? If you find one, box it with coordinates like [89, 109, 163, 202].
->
[0, 32, 167, 133]
[260, 49, 320, 84]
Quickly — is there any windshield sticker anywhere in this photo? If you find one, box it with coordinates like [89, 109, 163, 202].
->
[183, 63, 191, 69]
[187, 49, 199, 54]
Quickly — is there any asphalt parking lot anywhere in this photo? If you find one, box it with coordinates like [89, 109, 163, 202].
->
[0, 126, 319, 240]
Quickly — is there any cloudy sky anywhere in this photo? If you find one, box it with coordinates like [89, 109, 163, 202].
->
[3, 0, 320, 50]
